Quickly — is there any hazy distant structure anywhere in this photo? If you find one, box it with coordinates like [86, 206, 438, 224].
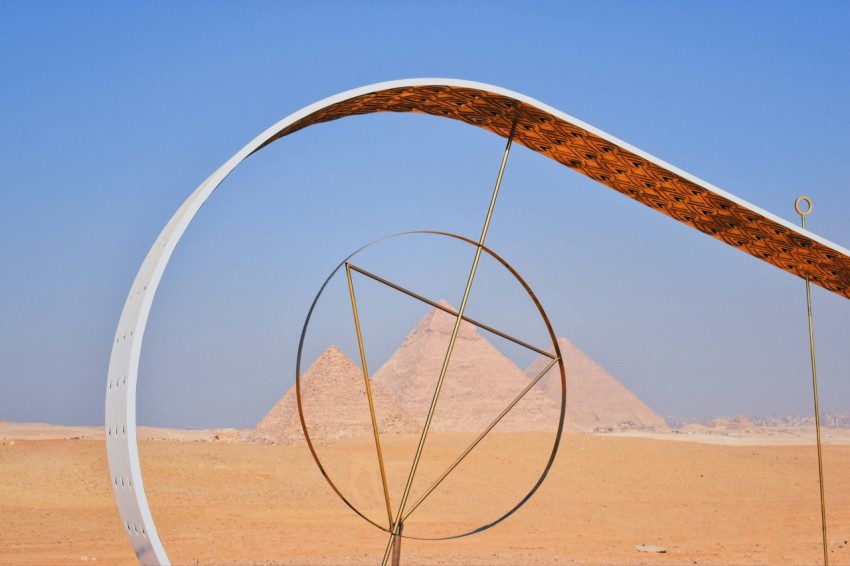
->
[525, 337, 668, 432]
[106, 79, 850, 564]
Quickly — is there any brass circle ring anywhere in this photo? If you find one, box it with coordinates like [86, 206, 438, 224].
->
[296, 230, 566, 541]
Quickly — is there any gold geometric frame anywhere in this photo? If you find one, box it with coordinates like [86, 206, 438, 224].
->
[295, 230, 566, 542]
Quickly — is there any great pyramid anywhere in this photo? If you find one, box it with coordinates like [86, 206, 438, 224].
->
[525, 337, 668, 432]
[250, 345, 418, 444]
[371, 303, 558, 433]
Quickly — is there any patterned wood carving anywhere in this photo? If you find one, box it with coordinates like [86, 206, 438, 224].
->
[258, 85, 850, 299]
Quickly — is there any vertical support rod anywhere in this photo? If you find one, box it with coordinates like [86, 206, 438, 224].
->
[796, 196, 829, 566]
[345, 263, 395, 529]
[390, 521, 404, 566]
[381, 118, 519, 566]
[807, 270, 829, 566]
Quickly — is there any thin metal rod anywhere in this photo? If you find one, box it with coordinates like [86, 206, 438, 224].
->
[381, 118, 519, 566]
[800, 209, 829, 566]
[345, 264, 395, 529]
[401, 357, 559, 522]
[390, 521, 404, 566]
[347, 263, 555, 360]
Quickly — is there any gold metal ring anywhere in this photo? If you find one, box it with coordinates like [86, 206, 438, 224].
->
[795, 195, 813, 217]
[295, 230, 566, 541]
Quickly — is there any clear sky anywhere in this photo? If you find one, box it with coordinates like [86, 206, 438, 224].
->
[1, 1, 848, 428]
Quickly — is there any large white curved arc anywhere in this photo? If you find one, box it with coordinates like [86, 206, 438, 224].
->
[104, 82, 402, 563]
[106, 162, 248, 562]
[107, 78, 850, 564]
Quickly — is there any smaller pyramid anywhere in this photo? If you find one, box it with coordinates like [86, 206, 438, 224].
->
[250, 346, 418, 444]
[525, 337, 668, 432]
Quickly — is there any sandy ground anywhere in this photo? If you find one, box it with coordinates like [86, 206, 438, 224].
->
[1, 425, 849, 565]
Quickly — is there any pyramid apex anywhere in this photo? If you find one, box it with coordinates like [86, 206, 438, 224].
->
[407, 300, 477, 338]
[314, 344, 349, 361]
[303, 345, 359, 376]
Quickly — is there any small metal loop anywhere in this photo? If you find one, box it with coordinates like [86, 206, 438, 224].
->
[795, 195, 813, 217]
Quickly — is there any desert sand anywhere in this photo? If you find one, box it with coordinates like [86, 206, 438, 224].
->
[2, 424, 849, 565]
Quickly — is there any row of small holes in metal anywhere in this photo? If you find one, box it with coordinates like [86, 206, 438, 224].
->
[125, 520, 147, 538]
[116, 279, 149, 342]
[111, 239, 165, 550]
[114, 329, 134, 344]
[106, 424, 127, 437]
[112, 274, 150, 542]
[113, 475, 133, 490]
[107, 371, 128, 391]
[126, 284, 147, 303]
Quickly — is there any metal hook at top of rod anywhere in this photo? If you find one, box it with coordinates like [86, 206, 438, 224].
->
[795, 195, 813, 219]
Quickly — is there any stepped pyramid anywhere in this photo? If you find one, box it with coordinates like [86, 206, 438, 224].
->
[250, 345, 418, 444]
[525, 337, 668, 432]
[372, 302, 558, 432]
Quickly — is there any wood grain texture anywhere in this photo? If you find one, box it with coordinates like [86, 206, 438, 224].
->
[258, 84, 850, 299]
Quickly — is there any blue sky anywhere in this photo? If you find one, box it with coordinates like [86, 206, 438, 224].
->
[1, 1, 848, 428]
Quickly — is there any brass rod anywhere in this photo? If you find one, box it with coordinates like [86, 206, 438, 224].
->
[797, 198, 829, 566]
[401, 356, 559, 522]
[347, 263, 555, 359]
[345, 263, 395, 529]
[390, 521, 403, 566]
[381, 118, 519, 566]
[807, 271, 829, 566]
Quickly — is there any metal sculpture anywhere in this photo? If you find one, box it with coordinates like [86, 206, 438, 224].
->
[296, 230, 566, 565]
[106, 79, 850, 564]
